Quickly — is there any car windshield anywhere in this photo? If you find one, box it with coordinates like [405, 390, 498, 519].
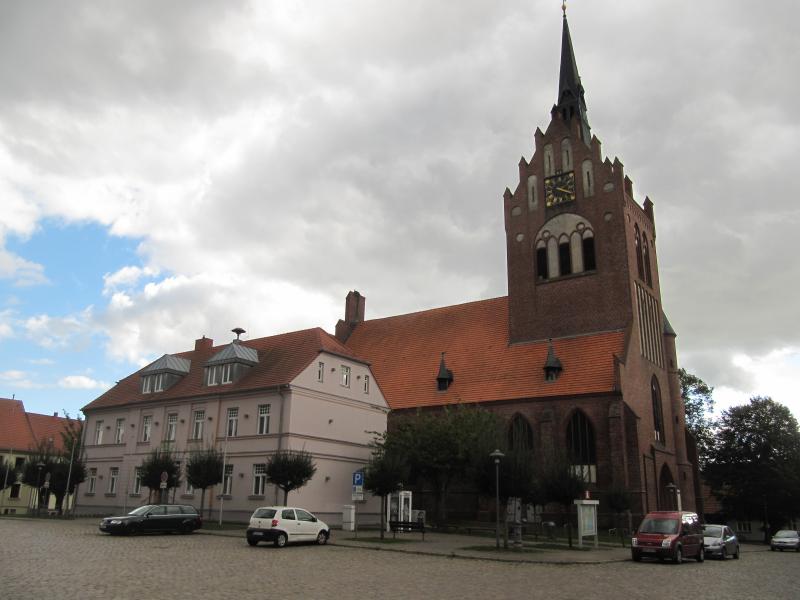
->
[253, 508, 277, 519]
[638, 518, 679, 534]
[703, 525, 723, 537]
[774, 530, 797, 538]
[128, 505, 154, 516]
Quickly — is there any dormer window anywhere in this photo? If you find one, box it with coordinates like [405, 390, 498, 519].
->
[543, 340, 563, 382]
[142, 373, 164, 393]
[140, 354, 190, 394]
[207, 363, 234, 386]
[205, 336, 258, 387]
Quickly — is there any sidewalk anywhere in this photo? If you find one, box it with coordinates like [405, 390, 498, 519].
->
[198, 526, 633, 564]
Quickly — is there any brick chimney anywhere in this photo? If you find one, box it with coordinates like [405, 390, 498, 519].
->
[195, 336, 213, 351]
[335, 291, 366, 342]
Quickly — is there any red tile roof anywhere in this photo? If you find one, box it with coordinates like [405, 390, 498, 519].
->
[0, 398, 73, 453]
[82, 327, 365, 412]
[344, 296, 626, 410]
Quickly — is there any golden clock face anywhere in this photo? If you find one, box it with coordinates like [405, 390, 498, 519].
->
[545, 172, 576, 207]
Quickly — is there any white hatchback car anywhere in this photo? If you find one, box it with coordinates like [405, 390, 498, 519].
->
[246, 506, 330, 548]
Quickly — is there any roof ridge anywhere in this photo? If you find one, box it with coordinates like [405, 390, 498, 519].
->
[361, 295, 507, 325]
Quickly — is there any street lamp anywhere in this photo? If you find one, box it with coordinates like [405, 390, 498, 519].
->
[490, 449, 505, 549]
[34, 462, 45, 517]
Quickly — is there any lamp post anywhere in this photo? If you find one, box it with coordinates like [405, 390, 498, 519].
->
[490, 449, 505, 549]
[34, 462, 45, 517]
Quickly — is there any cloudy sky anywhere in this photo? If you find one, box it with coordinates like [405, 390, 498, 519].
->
[1, 1, 798, 420]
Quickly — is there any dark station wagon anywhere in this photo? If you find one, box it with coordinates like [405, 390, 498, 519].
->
[99, 504, 202, 535]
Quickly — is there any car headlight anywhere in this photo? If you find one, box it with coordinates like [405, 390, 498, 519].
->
[110, 520, 122, 525]
[631, 538, 638, 547]
[662, 538, 672, 548]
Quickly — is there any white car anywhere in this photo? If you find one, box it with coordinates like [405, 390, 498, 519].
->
[245, 506, 330, 548]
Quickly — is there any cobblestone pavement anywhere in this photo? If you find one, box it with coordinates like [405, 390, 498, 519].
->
[2, 518, 798, 600]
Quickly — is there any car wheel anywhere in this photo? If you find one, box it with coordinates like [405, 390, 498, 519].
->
[720, 547, 726, 560]
[770, 546, 775, 551]
[274, 533, 287, 548]
[733, 545, 740, 559]
[127, 525, 139, 536]
[316, 531, 328, 545]
[247, 538, 258, 547]
[673, 545, 683, 564]
[696, 546, 705, 563]
[631, 550, 641, 562]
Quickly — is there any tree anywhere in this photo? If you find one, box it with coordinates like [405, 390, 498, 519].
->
[541, 454, 586, 548]
[1, 457, 18, 490]
[605, 485, 632, 547]
[266, 450, 316, 505]
[363, 438, 409, 539]
[138, 450, 181, 503]
[20, 440, 59, 512]
[389, 405, 502, 524]
[679, 369, 716, 469]
[704, 396, 800, 543]
[186, 448, 223, 518]
[56, 413, 86, 514]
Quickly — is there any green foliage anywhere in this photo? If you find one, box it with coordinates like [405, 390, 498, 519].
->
[1, 457, 19, 490]
[540, 454, 586, 548]
[387, 405, 502, 523]
[266, 450, 317, 505]
[186, 448, 224, 518]
[363, 439, 409, 539]
[704, 396, 800, 540]
[679, 369, 716, 469]
[138, 450, 181, 502]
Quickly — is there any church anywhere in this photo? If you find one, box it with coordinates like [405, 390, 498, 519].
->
[335, 9, 696, 520]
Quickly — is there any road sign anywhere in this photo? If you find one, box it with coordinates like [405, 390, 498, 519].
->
[160, 471, 168, 482]
[160, 482, 167, 489]
[353, 471, 364, 486]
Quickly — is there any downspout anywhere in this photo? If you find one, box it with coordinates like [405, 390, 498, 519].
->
[642, 453, 649, 513]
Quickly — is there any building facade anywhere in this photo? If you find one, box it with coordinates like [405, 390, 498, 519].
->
[80, 329, 387, 524]
[336, 12, 695, 522]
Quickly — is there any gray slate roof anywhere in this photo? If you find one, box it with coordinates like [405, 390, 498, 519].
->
[206, 340, 259, 366]
[141, 354, 191, 375]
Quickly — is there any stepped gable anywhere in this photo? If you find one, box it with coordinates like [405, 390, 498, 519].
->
[82, 327, 366, 411]
[344, 296, 625, 410]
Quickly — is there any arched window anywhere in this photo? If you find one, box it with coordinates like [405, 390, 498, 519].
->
[582, 159, 594, 197]
[561, 138, 573, 171]
[651, 376, 665, 443]
[642, 232, 653, 287]
[567, 411, 597, 483]
[634, 224, 644, 280]
[558, 236, 572, 276]
[582, 231, 596, 271]
[527, 175, 538, 211]
[543, 145, 554, 177]
[508, 414, 534, 451]
[535, 242, 549, 280]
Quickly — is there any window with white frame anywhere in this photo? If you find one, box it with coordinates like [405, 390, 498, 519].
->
[108, 467, 119, 494]
[207, 366, 219, 386]
[88, 468, 97, 493]
[165, 413, 177, 441]
[253, 464, 267, 496]
[192, 410, 205, 440]
[133, 468, 142, 495]
[221, 363, 233, 384]
[142, 415, 152, 442]
[142, 373, 165, 394]
[94, 420, 104, 445]
[363, 375, 370, 394]
[257, 404, 270, 435]
[222, 464, 233, 495]
[341, 365, 351, 388]
[317, 361, 324, 382]
[207, 364, 234, 386]
[114, 418, 124, 444]
[226, 407, 239, 437]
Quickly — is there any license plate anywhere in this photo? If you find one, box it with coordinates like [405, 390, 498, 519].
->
[642, 548, 656, 553]
[252, 532, 262, 536]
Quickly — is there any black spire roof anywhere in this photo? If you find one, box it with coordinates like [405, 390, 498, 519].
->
[555, 11, 591, 145]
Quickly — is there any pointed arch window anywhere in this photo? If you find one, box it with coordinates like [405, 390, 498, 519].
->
[651, 376, 665, 443]
[535, 242, 549, 280]
[508, 414, 534, 451]
[634, 224, 644, 280]
[543, 145, 555, 177]
[642, 232, 653, 287]
[567, 411, 597, 483]
[582, 231, 596, 271]
[558, 236, 572, 276]
[561, 138, 573, 171]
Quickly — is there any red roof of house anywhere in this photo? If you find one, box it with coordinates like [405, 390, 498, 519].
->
[0, 398, 72, 453]
[344, 296, 626, 410]
[82, 327, 365, 412]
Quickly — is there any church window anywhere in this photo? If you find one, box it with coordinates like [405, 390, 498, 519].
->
[558, 237, 572, 276]
[567, 410, 597, 483]
[651, 376, 665, 443]
[508, 414, 534, 451]
[634, 224, 645, 280]
[642, 232, 653, 287]
[536, 244, 549, 280]
[561, 138, 573, 171]
[582, 232, 596, 271]
[582, 159, 594, 196]
[527, 175, 538, 211]
[543, 145, 554, 177]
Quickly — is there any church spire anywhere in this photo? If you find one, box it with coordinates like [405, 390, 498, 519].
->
[555, 3, 591, 144]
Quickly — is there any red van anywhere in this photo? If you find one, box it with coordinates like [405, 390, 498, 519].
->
[631, 511, 705, 564]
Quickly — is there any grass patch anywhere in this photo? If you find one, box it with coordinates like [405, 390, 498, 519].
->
[341, 536, 414, 544]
